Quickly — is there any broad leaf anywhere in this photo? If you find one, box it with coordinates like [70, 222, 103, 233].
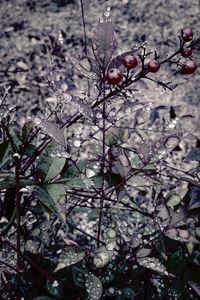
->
[33, 185, 66, 223]
[72, 266, 86, 288]
[186, 147, 200, 161]
[92, 8, 115, 70]
[54, 246, 85, 272]
[44, 157, 66, 181]
[136, 247, 152, 258]
[166, 188, 188, 207]
[188, 186, 200, 210]
[137, 257, 168, 276]
[165, 228, 199, 244]
[31, 118, 66, 148]
[85, 273, 103, 300]
[0, 178, 34, 190]
[67, 55, 98, 79]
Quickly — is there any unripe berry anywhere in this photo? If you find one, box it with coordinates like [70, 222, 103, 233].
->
[106, 68, 122, 85]
[182, 28, 193, 41]
[123, 54, 138, 69]
[181, 60, 197, 75]
[180, 47, 193, 58]
[147, 59, 160, 73]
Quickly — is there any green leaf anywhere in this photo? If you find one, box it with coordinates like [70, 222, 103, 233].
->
[55, 177, 85, 188]
[165, 228, 199, 244]
[37, 141, 65, 181]
[0, 172, 14, 178]
[121, 287, 136, 299]
[186, 147, 200, 161]
[63, 160, 87, 178]
[21, 121, 34, 142]
[85, 273, 103, 300]
[0, 140, 12, 169]
[32, 119, 66, 148]
[93, 246, 114, 268]
[72, 266, 86, 288]
[0, 178, 35, 190]
[130, 152, 142, 168]
[128, 175, 161, 187]
[54, 246, 85, 272]
[33, 185, 66, 223]
[137, 257, 168, 276]
[166, 188, 188, 207]
[44, 157, 66, 181]
[23, 144, 37, 157]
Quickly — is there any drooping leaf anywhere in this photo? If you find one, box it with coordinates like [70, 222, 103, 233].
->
[137, 257, 168, 276]
[85, 273, 103, 300]
[31, 118, 66, 148]
[36, 141, 66, 181]
[55, 88, 94, 122]
[33, 185, 66, 223]
[54, 246, 85, 272]
[67, 55, 98, 79]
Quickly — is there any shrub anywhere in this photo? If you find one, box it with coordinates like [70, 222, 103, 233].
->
[0, 5, 200, 300]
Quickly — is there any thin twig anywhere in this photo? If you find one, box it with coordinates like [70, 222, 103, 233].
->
[14, 154, 21, 300]
[97, 82, 106, 248]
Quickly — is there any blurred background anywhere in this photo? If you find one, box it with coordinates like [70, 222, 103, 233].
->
[0, 0, 199, 131]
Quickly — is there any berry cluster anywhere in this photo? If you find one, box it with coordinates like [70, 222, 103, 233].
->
[105, 28, 197, 85]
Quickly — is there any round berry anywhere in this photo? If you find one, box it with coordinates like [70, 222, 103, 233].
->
[181, 60, 197, 75]
[182, 28, 193, 41]
[147, 59, 160, 73]
[123, 54, 138, 69]
[181, 47, 193, 58]
[106, 68, 122, 85]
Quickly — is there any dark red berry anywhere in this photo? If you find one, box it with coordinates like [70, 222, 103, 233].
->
[182, 28, 193, 41]
[147, 59, 160, 73]
[106, 68, 122, 85]
[181, 47, 193, 58]
[181, 60, 197, 74]
[123, 54, 138, 69]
